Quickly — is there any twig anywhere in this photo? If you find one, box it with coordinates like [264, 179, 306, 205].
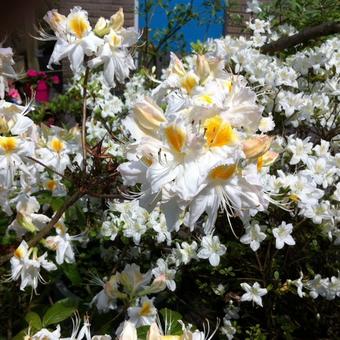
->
[81, 67, 90, 171]
[0, 190, 84, 265]
[26, 156, 70, 181]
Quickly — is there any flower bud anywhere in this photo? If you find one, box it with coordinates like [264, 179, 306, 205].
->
[196, 55, 210, 82]
[257, 150, 278, 171]
[0, 116, 9, 134]
[243, 135, 273, 159]
[17, 212, 37, 233]
[94, 17, 110, 37]
[169, 53, 186, 77]
[133, 98, 166, 135]
[110, 8, 124, 31]
[44, 10, 66, 33]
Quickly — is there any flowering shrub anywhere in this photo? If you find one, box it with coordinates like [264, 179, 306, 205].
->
[0, 2, 339, 340]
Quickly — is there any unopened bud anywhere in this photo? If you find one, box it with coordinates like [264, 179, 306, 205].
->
[133, 97, 166, 135]
[94, 17, 110, 37]
[110, 8, 124, 31]
[243, 135, 273, 159]
[196, 55, 210, 82]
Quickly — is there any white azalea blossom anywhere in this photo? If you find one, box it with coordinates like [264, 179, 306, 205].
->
[197, 235, 226, 267]
[240, 222, 267, 251]
[272, 221, 296, 250]
[240, 282, 268, 307]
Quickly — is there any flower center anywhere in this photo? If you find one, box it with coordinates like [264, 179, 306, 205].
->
[204, 115, 237, 147]
[209, 164, 237, 181]
[0, 136, 17, 154]
[50, 137, 65, 154]
[139, 302, 152, 316]
[165, 125, 186, 153]
[14, 246, 25, 259]
[68, 15, 90, 39]
[46, 179, 57, 191]
[181, 74, 198, 93]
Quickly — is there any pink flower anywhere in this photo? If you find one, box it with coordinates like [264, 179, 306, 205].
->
[27, 69, 38, 77]
[52, 75, 60, 85]
[38, 71, 47, 78]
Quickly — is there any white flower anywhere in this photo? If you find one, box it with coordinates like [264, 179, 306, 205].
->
[197, 235, 226, 266]
[306, 274, 329, 299]
[246, 0, 262, 14]
[44, 7, 102, 74]
[10, 241, 57, 293]
[272, 221, 295, 249]
[240, 281, 267, 307]
[91, 275, 118, 313]
[127, 297, 157, 327]
[178, 241, 198, 264]
[8, 195, 50, 237]
[0, 47, 16, 99]
[152, 258, 176, 291]
[240, 223, 266, 251]
[258, 116, 275, 132]
[220, 319, 236, 339]
[289, 272, 305, 298]
[287, 137, 313, 165]
[31, 325, 61, 340]
[224, 301, 240, 320]
[45, 222, 83, 265]
[0, 136, 33, 188]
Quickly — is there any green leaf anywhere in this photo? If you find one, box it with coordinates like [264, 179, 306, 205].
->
[159, 308, 183, 335]
[62, 263, 82, 286]
[25, 311, 42, 331]
[42, 298, 78, 326]
[137, 325, 150, 339]
[12, 329, 28, 340]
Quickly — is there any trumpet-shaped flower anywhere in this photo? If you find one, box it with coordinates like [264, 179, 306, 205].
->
[8, 195, 50, 237]
[44, 7, 102, 73]
[88, 9, 138, 87]
[10, 241, 57, 292]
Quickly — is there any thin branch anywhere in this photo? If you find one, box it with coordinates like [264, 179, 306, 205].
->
[0, 190, 84, 266]
[81, 67, 90, 171]
[261, 22, 340, 54]
[26, 156, 70, 181]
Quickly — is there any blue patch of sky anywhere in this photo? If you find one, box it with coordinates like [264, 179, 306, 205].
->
[139, 0, 225, 51]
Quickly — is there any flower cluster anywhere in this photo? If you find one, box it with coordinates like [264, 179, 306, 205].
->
[43, 7, 137, 87]
[0, 2, 339, 339]
[118, 52, 279, 234]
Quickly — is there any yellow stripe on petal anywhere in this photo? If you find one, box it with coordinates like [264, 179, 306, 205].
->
[68, 14, 90, 39]
[209, 164, 237, 181]
[50, 137, 65, 154]
[0, 136, 17, 154]
[204, 115, 237, 147]
[165, 125, 186, 153]
[181, 73, 198, 94]
[199, 94, 214, 105]
[14, 245, 26, 259]
[139, 301, 152, 316]
[46, 179, 58, 191]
